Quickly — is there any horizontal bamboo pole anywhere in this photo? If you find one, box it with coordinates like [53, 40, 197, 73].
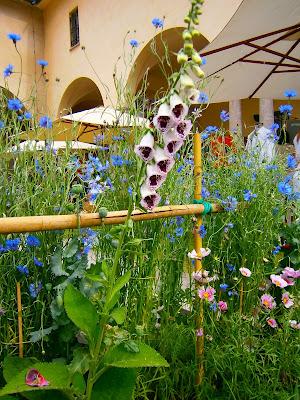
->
[0, 203, 222, 234]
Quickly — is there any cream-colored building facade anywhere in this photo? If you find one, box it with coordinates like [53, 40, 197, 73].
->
[1, 0, 299, 135]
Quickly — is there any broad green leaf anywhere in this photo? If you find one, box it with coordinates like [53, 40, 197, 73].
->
[0, 396, 18, 399]
[63, 237, 79, 258]
[71, 372, 86, 395]
[23, 390, 71, 400]
[0, 362, 70, 396]
[111, 307, 127, 325]
[103, 342, 169, 368]
[107, 271, 131, 311]
[64, 285, 98, 342]
[91, 368, 136, 400]
[85, 274, 107, 285]
[68, 348, 91, 375]
[101, 260, 110, 278]
[3, 357, 38, 383]
[29, 325, 58, 343]
[51, 251, 69, 277]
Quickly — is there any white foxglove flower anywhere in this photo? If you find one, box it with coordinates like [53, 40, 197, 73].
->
[153, 146, 175, 173]
[170, 94, 188, 122]
[134, 131, 155, 162]
[153, 103, 175, 133]
[174, 119, 192, 140]
[140, 183, 161, 211]
[180, 74, 195, 90]
[186, 88, 201, 104]
[145, 164, 167, 190]
[163, 131, 184, 156]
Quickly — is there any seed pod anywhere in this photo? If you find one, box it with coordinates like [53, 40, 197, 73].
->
[66, 203, 75, 212]
[71, 184, 84, 194]
[99, 207, 108, 218]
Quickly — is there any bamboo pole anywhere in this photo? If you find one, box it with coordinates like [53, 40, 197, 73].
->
[193, 132, 205, 385]
[0, 204, 222, 235]
[16, 282, 23, 358]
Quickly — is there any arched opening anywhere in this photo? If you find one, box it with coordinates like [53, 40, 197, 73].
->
[58, 77, 104, 117]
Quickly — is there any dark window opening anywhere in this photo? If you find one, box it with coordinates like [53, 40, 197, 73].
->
[69, 8, 79, 48]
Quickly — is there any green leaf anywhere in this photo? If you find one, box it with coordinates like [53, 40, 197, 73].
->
[29, 325, 58, 343]
[91, 368, 136, 400]
[68, 348, 91, 375]
[71, 372, 86, 395]
[103, 342, 169, 368]
[64, 285, 98, 343]
[107, 271, 131, 311]
[111, 307, 127, 325]
[23, 390, 71, 400]
[51, 251, 69, 277]
[0, 362, 70, 396]
[3, 357, 38, 383]
[63, 238, 79, 258]
[0, 396, 18, 399]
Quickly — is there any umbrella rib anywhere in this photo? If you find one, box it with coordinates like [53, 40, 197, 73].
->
[240, 60, 300, 68]
[245, 43, 300, 64]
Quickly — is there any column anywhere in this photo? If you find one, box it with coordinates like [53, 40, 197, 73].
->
[259, 98, 274, 128]
[229, 99, 242, 135]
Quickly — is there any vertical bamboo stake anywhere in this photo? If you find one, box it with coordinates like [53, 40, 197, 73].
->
[16, 282, 24, 358]
[193, 132, 204, 385]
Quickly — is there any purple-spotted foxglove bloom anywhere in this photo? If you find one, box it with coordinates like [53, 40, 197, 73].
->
[140, 183, 161, 211]
[153, 103, 175, 133]
[287, 154, 297, 169]
[174, 119, 192, 140]
[37, 59, 48, 68]
[185, 88, 200, 104]
[152, 17, 164, 28]
[154, 147, 175, 174]
[3, 64, 13, 78]
[169, 94, 188, 123]
[8, 98, 23, 111]
[145, 164, 167, 190]
[220, 110, 230, 122]
[134, 131, 155, 162]
[7, 33, 21, 43]
[284, 89, 297, 98]
[279, 104, 293, 115]
[163, 132, 184, 156]
[198, 92, 209, 104]
[39, 115, 52, 129]
[129, 39, 139, 47]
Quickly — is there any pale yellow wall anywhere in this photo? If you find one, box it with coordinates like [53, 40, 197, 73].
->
[40, 0, 244, 117]
[0, 0, 46, 112]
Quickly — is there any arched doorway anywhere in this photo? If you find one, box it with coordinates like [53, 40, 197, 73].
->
[58, 77, 103, 117]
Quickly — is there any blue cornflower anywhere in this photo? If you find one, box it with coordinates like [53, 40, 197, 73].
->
[251, 172, 257, 181]
[177, 165, 184, 173]
[213, 190, 221, 199]
[24, 111, 32, 120]
[34, 257, 43, 267]
[220, 283, 229, 292]
[224, 222, 234, 233]
[81, 228, 97, 254]
[201, 132, 209, 140]
[272, 245, 281, 255]
[209, 302, 217, 312]
[128, 186, 133, 196]
[278, 180, 293, 196]
[243, 189, 257, 202]
[201, 187, 210, 198]
[112, 135, 124, 141]
[222, 196, 238, 212]
[17, 265, 29, 276]
[226, 263, 236, 272]
[5, 238, 21, 251]
[129, 39, 139, 48]
[220, 110, 230, 122]
[111, 155, 124, 166]
[94, 134, 105, 144]
[265, 164, 278, 171]
[200, 56, 207, 65]
[199, 224, 207, 238]
[175, 227, 184, 237]
[26, 235, 41, 247]
[35, 159, 44, 176]
[39, 115, 52, 129]
[279, 104, 293, 115]
[205, 125, 218, 133]
[270, 123, 279, 131]
[176, 216, 184, 226]
[8, 98, 23, 111]
[3, 64, 13, 78]
[284, 89, 297, 98]
[0, 121, 4, 129]
[152, 17, 164, 28]
[228, 290, 238, 297]
[29, 282, 42, 298]
[287, 154, 297, 169]
[198, 92, 209, 104]
[7, 33, 21, 42]
[37, 59, 48, 67]
[234, 172, 242, 178]
[167, 233, 175, 243]
[18, 115, 23, 121]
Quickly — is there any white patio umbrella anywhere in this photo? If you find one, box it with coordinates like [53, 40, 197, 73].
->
[9, 140, 97, 152]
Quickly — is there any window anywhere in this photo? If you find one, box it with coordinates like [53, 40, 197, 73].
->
[69, 8, 79, 48]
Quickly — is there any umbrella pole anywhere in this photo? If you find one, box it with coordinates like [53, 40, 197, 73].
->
[193, 132, 205, 385]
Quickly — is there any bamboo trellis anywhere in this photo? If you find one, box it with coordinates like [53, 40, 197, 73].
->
[1, 132, 223, 384]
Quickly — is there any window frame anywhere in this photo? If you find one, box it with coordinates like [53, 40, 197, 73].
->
[69, 7, 80, 49]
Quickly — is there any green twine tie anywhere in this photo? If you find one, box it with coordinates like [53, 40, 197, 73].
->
[193, 199, 212, 215]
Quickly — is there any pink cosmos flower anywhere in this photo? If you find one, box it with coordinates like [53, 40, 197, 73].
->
[153, 103, 175, 133]
[170, 94, 188, 122]
[188, 248, 211, 259]
[289, 320, 300, 330]
[140, 183, 161, 211]
[261, 294, 276, 310]
[282, 292, 294, 308]
[153, 146, 175, 174]
[239, 267, 251, 277]
[145, 164, 167, 190]
[270, 274, 288, 288]
[266, 318, 277, 328]
[218, 301, 228, 312]
[174, 119, 192, 140]
[280, 274, 295, 286]
[198, 286, 216, 302]
[25, 369, 49, 387]
[134, 131, 155, 162]
[282, 267, 300, 279]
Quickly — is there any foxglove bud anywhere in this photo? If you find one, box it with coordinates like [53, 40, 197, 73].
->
[180, 74, 195, 89]
[182, 30, 192, 41]
[192, 65, 205, 78]
[192, 52, 203, 65]
[177, 51, 189, 64]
